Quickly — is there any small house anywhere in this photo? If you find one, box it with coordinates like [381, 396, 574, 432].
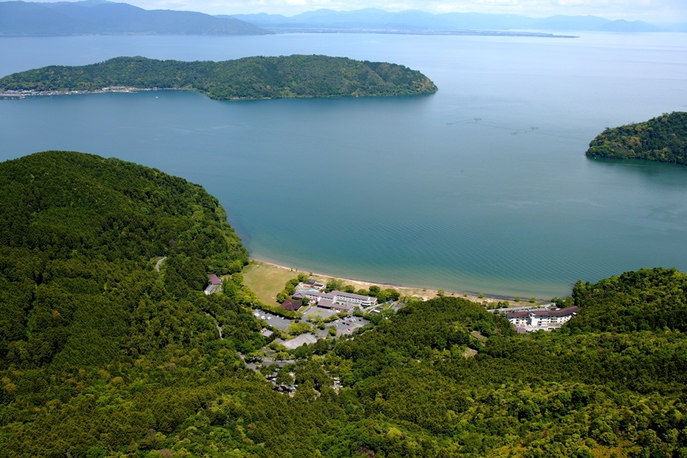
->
[204, 274, 223, 295]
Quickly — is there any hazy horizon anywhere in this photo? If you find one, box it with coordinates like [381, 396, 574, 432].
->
[12, 0, 687, 24]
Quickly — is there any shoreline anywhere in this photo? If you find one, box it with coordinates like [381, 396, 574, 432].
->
[0, 86, 179, 99]
[249, 257, 542, 306]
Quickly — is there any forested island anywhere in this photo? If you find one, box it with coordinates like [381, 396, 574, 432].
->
[586, 111, 687, 165]
[1, 151, 686, 457]
[0, 55, 438, 100]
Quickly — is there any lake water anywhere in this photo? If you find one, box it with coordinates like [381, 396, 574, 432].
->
[1, 32, 686, 298]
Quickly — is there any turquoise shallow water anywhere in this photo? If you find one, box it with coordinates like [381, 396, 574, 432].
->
[1, 32, 686, 298]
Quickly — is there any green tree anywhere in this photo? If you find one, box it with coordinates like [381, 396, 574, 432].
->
[276, 369, 294, 386]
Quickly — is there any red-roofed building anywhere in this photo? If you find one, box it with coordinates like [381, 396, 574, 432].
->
[280, 300, 303, 312]
[204, 274, 223, 295]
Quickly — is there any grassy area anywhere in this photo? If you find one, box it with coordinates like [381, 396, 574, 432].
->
[242, 260, 302, 307]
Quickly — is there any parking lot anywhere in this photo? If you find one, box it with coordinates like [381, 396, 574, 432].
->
[254, 307, 369, 338]
[326, 316, 369, 336]
[300, 305, 339, 320]
[253, 310, 292, 331]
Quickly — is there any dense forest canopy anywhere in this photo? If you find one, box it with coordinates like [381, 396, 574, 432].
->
[569, 267, 687, 333]
[0, 151, 686, 457]
[0, 55, 439, 100]
[585, 111, 687, 165]
[0, 151, 251, 367]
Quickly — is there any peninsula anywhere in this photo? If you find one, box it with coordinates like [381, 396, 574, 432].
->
[0, 55, 438, 100]
[585, 111, 687, 165]
[1, 151, 686, 457]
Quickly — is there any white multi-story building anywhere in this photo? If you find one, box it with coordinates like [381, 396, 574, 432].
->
[331, 291, 377, 307]
[293, 289, 377, 311]
[506, 306, 578, 332]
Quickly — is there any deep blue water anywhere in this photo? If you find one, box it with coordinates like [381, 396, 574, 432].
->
[1, 32, 686, 297]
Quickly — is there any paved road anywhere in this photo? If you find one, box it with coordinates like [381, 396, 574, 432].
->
[492, 303, 553, 313]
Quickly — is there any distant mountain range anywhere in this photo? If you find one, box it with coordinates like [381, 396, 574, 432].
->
[226, 8, 686, 34]
[0, 0, 269, 36]
[1, 1, 684, 37]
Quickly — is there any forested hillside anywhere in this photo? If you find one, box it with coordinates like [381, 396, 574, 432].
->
[0, 151, 260, 455]
[569, 267, 687, 332]
[0, 55, 438, 100]
[1, 152, 686, 457]
[586, 111, 687, 165]
[319, 295, 687, 457]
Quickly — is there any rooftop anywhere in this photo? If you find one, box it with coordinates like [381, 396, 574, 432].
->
[280, 300, 303, 312]
[331, 290, 375, 301]
[533, 306, 579, 317]
[507, 306, 579, 319]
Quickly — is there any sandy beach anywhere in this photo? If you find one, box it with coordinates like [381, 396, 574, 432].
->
[246, 257, 528, 306]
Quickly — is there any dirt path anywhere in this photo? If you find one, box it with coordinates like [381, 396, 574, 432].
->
[155, 256, 167, 272]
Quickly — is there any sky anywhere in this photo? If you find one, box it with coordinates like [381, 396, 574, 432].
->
[28, 0, 687, 23]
